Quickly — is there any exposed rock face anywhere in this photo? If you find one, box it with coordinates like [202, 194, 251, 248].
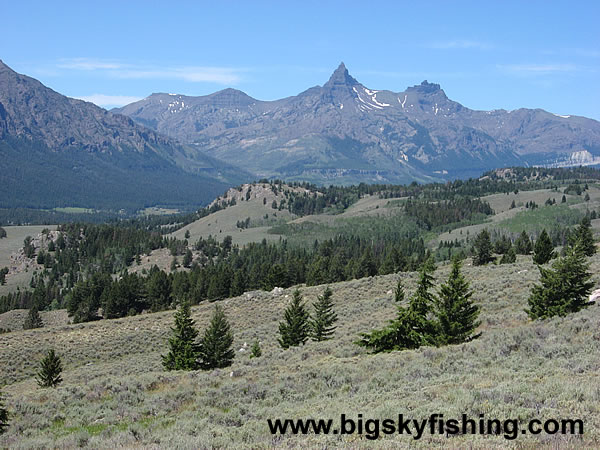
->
[115, 62, 600, 184]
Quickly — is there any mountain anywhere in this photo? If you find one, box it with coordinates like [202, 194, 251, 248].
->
[115, 62, 600, 184]
[0, 60, 247, 211]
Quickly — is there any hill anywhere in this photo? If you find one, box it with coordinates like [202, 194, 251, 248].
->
[1, 255, 599, 447]
[115, 63, 600, 184]
[0, 60, 247, 211]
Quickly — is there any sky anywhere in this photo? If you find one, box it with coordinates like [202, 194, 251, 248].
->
[2, 1, 599, 119]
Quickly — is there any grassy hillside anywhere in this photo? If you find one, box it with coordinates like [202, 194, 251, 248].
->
[1, 254, 599, 448]
[0, 225, 57, 296]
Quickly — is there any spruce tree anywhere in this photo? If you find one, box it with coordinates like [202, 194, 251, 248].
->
[570, 216, 596, 256]
[435, 258, 480, 345]
[198, 305, 235, 370]
[23, 305, 44, 329]
[310, 287, 337, 341]
[533, 229, 555, 265]
[473, 229, 494, 265]
[162, 302, 201, 371]
[36, 349, 63, 388]
[0, 390, 8, 435]
[527, 244, 594, 320]
[278, 289, 310, 349]
[182, 249, 193, 268]
[514, 230, 533, 255]
[249, 339, 262, 358]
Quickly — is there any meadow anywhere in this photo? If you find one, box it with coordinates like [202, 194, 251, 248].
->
[1, 254, 599, 448]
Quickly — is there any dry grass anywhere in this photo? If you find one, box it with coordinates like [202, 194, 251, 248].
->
[1, 254, 599, 448]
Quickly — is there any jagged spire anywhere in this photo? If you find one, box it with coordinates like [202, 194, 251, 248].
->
[324, 62, 359, 88]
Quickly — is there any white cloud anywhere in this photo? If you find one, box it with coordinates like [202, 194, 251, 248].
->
[58, 58, 124, 70]
[427, 40, 492, 50]
[57, 58, 243, 84]
[114, 67, 242, 84]
[498, 63, 579, 75]
[74, 94, 144, 108]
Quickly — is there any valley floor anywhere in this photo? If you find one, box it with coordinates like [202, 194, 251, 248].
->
[1, 255, 599, 448]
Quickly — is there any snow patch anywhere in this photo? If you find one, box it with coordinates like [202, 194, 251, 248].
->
[399, 95, 407, 108]
[340, 103, 343, 109]
[553, 113, 571, 119]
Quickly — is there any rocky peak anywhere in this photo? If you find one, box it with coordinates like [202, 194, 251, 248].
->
[323, 62, 360, 89]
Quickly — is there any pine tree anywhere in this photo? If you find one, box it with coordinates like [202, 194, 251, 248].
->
[473, 229, 494, 265]
[198, 305, 235, 370]
[527, 244, 594, 320]
[278, 289, 310, 349]
[182, 249, 193, 268]
[394, 278, 405, 303]
[570, 216, 596, 256]
[0, 390, 8, 435]
[162, 302, 201, 371]
[499, 246, 517, 264]
[249, 339, 262, 358]
[533, 229, 555, 264]
[435, 258, 480, 345]
[23, 305, 44, 329]
[310, 287, 337, 341]
[514, 230, 533, 255]
[36, 349, 63, 388]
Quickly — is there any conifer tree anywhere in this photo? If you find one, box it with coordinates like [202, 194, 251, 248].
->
[23, 305, 44, 329]
[182, 249, 193, 268]
[514, 230, 533, 255]
[36, 349, 63, 388]
[310, 287, 337, 341]
[527, 244, 594, 320]
[473, 229, 494, 265]
[533, 229, 555, 265]
[394, 278, 405, 303]
[162, 302, 201, 371]
[500, 246, 517, 264]
[249, 339, 262, 358]
[198, 305, 235, 370]
[570, 216, 596, 256]
[278, 289, 310, 349]
[435, 258, 480, 345]
[356, 259, 437, 352]
[0, 391, 8, 435]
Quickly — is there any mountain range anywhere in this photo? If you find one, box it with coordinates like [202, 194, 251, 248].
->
[2, 59, 600, 212]
[0, 60, 246, 211]
[115, 62, 600, 184]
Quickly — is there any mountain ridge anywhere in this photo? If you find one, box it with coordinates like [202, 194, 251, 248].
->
[0, 60, 247, 210]
[115, 62, 600, 184]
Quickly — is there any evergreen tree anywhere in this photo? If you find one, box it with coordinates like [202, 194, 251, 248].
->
[249, 339, 262, 358]
[147, 269, 172, 312]
[198, 305, 235, 370]
[569, 216, 596, 256]
[278, 289, 310, 349]
[394, 278, 405, 303]
[499, 246, 517, 264]
[36, 349, 63, 388]
[310, 287, 337, 341]
[435, 258, 480, 345]
[533, 229, 555, 265]
[162, 302, 201, 371]
[514, 230, 533, 255]
[527, 244, 594, 320]
[0, 391, 8, 435]
[356, 259, 437, 352]
[473, 229, 494, 265]
[182, 248, 193, 268]
[23, 305, 44, 329]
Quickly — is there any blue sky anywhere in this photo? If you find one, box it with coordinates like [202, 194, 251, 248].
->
[2, 1, 599, 119]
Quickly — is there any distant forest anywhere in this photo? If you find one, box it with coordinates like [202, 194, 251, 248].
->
[1, 166, 599, 321]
